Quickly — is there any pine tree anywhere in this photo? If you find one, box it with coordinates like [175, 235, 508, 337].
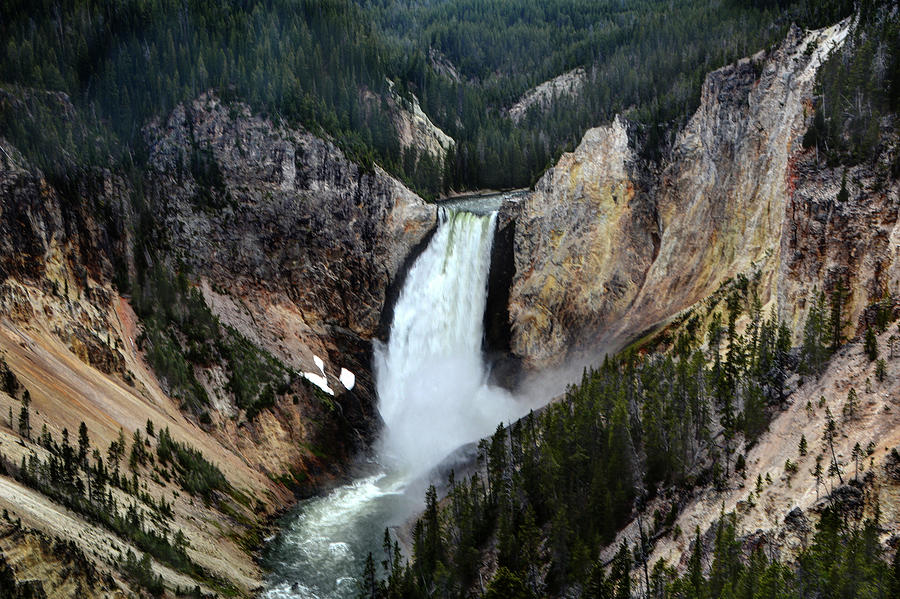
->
[687, 528, 706, 599]
[852, 442, 863, 481]
[864, 328, 878, 361]
[484, 567, 533, 599]
[812, 456, 824, 501]
[823, 408, 843, 486]
[829, 280, 849, 351]
[18, 391, 30, 440]
[78, 422, 89, 467]
[611, 540, 631, 599]
[799, 434, 808, 456]
[801, 290, 829, 376]
[844, 387, 859, 421]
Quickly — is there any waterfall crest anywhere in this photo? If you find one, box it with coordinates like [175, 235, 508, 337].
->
[374, 208, 520, 474]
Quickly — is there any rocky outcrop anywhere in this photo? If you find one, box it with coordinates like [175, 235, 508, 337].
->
[386, 82, 456, 165]
[362, 83, 455, 166]
[0, 136, 133, 376]
[509, 116, 658, 366]
[0, 91, 438, 594]
[508, 67, 586, 124]
[0, 138, 133, 290]
[509, 21, 868, 369]
[778, 134, 900, 339]
[144, 92, 436, 373]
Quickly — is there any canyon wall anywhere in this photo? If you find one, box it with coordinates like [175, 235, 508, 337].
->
[0, 91, 436, 594]
[509, 21, 898, 369]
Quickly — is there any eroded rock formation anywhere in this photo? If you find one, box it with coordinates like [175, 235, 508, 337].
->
[509, 21, 899, 369]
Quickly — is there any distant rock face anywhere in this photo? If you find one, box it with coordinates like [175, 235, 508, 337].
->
[386, 83, 456, 165]
[509, 67, 587, 124]
[509, 21, 883, 369]
[144, 93, 436, 346]
[0, 135, 134, 300]
[360, 83, 455, 167]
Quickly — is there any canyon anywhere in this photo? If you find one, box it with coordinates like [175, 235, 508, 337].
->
[0, 13, 897, 598]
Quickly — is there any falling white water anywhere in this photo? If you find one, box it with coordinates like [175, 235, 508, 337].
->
[265, 202, 524, 598]
[374, 208, 522, 475]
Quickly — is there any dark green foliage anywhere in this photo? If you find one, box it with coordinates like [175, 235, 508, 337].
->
[122, 550, 164, 597]
[0, 356, 21, 398]
[18, 391, 31, 440]
[0, 0, 854, 195]
[133, 264, 288, 419]
[876, 358, 887, 382]
[0, 86, 122, 178]
[0, 423, 223, 591]
[376, 0, 852, 187]
[218, 328, 287, 419]
[156, 427, 229, 502]
[802, 289, 832, 376]
[134, 266, 213, 413]
[661, 507, 894, 599]
[873, 294, 896, 332]
[864, 327, 879, 361]
[484, 567, 534, 599]
[803, 1, 899, 166]
[829, 279, 849, 351]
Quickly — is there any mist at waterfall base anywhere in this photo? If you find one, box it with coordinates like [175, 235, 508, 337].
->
[264, 202, 529, 599]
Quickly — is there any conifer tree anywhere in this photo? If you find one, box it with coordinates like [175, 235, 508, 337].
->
[801, 290, 829, 376]
[18, 391, 30, 440]
[823, 408, 843, 486]
[864, 328, 878, 361]
[77, 422, 89, 467]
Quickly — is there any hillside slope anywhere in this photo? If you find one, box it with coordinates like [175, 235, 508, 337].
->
[0, 91, 435, 594]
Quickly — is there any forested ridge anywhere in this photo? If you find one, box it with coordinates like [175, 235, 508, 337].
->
[361, 276, 900, 598]
[0, 0, 857, 196]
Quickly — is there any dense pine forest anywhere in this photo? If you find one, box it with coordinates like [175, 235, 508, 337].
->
[0, 0, 858, 197]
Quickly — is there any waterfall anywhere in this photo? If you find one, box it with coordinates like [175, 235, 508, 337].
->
[265, 202, 523, 599]
[374, 208, 519, 475]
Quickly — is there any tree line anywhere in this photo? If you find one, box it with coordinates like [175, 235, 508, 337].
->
[0, 0, 859, 196]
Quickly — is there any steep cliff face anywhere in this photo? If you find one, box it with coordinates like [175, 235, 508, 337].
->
[0, 138, 285, 594]
[360, 84, 456, 167]
[0, 140, 133, 291]
[509, 117, 658, 367]
[0, 91, 437, 594]
[141, 93, 435, 436]
[508, 67, 587, 124]
[510, 21, 867, 369]
[779, 139, 900, 339]
[143, 94, 444, 496]
[145, 93, 435, 344]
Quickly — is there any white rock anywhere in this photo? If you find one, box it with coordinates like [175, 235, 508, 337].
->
[302, 372, 334, 396]
[339, 368, 356, 390]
